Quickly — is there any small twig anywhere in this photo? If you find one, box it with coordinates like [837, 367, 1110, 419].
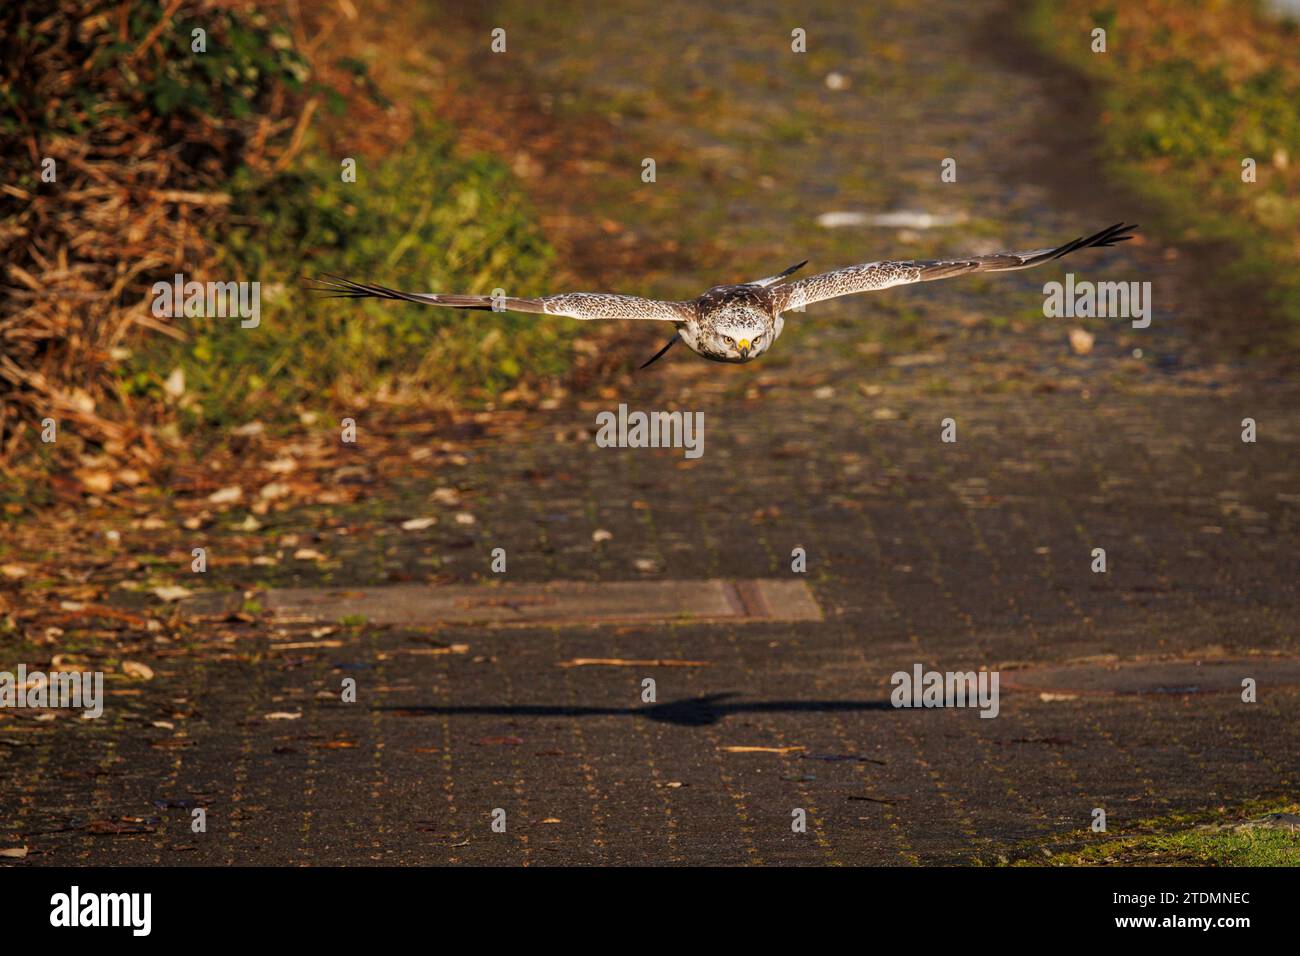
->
[126, 0, 184, 66]
[271, 97, 319, 172]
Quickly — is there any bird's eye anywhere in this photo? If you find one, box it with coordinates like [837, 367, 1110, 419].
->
[723, 336, 734, 346]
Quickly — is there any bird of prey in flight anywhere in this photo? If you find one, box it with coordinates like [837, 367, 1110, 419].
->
[312, 222, 1137, 368]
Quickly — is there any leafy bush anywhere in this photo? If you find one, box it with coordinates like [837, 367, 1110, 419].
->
[1, 1, 572, 466]
[0, 1, 312, 460]
[128, 123, 568, 425]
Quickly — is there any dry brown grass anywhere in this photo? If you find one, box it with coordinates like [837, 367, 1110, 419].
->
[0, 1, 312, 467]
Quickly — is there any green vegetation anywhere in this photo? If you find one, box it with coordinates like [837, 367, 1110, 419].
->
[1055, 823, 1300, 866]
[1027, 1, 1300, 345]
[0, 6, 308, 148]
[1008, 800, 1300, 866]
[127, 123, 568, 426]
[1, 1, 573, 466]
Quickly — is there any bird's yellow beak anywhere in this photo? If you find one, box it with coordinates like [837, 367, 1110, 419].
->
[737, 339, 750, 352]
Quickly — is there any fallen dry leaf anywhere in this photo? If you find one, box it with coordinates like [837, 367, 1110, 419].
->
[121, 661, 154, 680]
[1068, 328, 1095, 355]
[77, 470, 113, 494]
[207, 485, 243, 505]
[259, 482, 291, 501]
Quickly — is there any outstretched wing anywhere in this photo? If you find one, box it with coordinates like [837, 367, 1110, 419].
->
[310, 275, 695, 323]
[772, 223, 1138, 312]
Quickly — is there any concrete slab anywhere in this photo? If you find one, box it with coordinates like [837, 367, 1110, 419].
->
[178, 578, 822, 627]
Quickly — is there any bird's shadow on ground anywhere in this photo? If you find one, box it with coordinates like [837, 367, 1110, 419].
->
[375, 692, 893, 726]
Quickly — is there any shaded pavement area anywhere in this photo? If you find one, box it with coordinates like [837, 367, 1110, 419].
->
[2, 0, 1296, 865]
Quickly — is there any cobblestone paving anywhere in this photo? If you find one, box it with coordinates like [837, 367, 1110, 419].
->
[1, 0, 1296, 865]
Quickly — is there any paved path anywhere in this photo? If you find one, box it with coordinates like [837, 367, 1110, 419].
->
[2, 0, 1296, 865]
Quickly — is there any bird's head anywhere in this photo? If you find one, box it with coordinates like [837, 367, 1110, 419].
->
[708, 311, 771, 362]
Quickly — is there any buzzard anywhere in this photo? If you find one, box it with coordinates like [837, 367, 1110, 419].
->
[312, 222, 1137, 368]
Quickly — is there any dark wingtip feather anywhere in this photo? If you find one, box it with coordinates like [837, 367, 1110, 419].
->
[767, 259, 809, 284]
[306, 274, 372, 297]
[1052, 223, 1139, 260]
[638, 335, 679, 370]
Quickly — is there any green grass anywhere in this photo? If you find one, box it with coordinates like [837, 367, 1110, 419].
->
[1053, 825, 1300, 866]
[124, 120, 570, 427]
[1026, 1, 1300, 347]
[3, 3, 576, 468]
[1007, 800, 1300, 866]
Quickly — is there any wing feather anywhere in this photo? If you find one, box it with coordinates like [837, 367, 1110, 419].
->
[773, 223, 1138, 312]
[310, 275, 694, 322]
